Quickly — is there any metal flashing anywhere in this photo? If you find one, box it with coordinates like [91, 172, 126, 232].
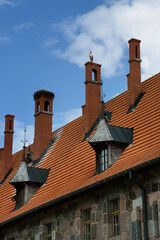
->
[128, 92, 145, 113]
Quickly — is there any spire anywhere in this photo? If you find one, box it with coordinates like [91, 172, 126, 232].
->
[21, 127, 28, 162]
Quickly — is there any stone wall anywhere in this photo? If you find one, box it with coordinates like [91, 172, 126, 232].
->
[1, 172, 160, 240]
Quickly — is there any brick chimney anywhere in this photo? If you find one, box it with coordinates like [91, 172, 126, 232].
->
[84, 62, 102, 134]
[127, 38, 142, 106]
[1, 114, 14, 180]
[33, 89, 54, 160]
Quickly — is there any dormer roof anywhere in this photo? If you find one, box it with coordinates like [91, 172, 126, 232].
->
[89, 118, 133, 144]
[10, 161, 49, 186]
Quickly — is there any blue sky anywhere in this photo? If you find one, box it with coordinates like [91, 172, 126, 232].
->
[0, 0, 160, 152]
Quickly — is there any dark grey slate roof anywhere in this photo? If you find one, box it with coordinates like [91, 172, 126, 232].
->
[10, 162, 50, 185]
[27, 167, 49, 184]
[89, 119, 133, 144]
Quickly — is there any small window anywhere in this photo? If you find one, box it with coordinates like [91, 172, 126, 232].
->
[16, 186, 25, 209]
[96, 148, 108, 173]
[46, 223, 52, 240]
[92, 69, 97, 81]
[44, 101, 49, 112]
[112, 199, 120, 235]
[135, 45, 138, 58]
[37, 102, 40, 112]
[84, 209, 91, 240]
[9, 120, 12, 130]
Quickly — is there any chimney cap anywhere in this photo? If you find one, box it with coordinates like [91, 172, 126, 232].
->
[85, 61, 102, 67]
[128, 38, 141, 44]
[5, 114, 15, 118]
[34, 89, 54, 100]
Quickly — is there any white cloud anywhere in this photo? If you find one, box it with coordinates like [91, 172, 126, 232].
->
[13, 22, 34, 32]
[0, 36, 11, 43]
[42, 38, 58, 48]
[0, 0, 21, 7]
[51, 0, 160, 81]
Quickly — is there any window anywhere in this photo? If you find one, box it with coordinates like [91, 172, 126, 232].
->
[16, 186, 25, 209]
[84, 209, 91, 240]
[9, 120, 12, 130]
[135, 45, 138, 58]
[112, 199, 120, 235]
[44, 101, 49, 112]
[97, 148, 108, 173]
[37, 101, 40, 112]
[92, 69, 97, 81]
[46, 223, 52, 240]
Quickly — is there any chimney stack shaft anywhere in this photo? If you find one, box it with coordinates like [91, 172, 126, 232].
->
[1, 114, 14, 180]
[33, 90, 54, 160]
[127, 38, 142, 106]
[84, 62, 102, 134]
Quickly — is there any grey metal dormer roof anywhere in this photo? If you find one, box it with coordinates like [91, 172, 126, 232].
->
[10, 161, 50, 186]
[89, 119, 133, 144]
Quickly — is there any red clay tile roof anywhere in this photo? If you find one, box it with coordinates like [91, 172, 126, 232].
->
[0, 73, 159, 226]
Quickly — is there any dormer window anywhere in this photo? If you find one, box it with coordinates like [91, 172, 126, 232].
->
[89, 118, 133, 174]
[96, 148, 108, 173]
[10, 161, 50, 210]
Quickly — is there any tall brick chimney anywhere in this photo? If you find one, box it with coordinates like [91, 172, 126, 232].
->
[127, 38, 142, 106]
[1, 114, 14, 180]
[84, 62, 102, 134]
[33, 89, 54, 160]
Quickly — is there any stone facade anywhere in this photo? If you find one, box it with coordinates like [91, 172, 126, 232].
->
[1, 166, 160, 240]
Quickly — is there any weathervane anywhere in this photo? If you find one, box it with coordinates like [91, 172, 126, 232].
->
[21, 127, 28, 162]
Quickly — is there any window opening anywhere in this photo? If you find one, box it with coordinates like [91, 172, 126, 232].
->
[9, 120, 12, 130]
[84, 209, 91, 240]
[97, 148, 108, 173]
[46, 223, 52, 240]
[44, 101, 49, 112]
[112, 199, 120, 235]
[37, 102, 40, 112]
[135, 45, 138, 58]
[92, 69, 97, 81]
[16, 186, 25, 209]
